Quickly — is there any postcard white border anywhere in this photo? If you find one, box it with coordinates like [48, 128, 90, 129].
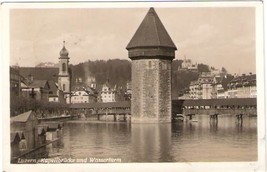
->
[1, 1, 265, 172]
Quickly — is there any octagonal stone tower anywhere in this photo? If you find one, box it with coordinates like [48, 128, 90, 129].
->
[126, 7, 177, 123]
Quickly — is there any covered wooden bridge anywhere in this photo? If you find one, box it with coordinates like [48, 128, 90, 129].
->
[172, 98, 257, 122]
[69, 101, 131, 121]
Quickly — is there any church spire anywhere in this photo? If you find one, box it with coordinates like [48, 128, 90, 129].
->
[60, 40, 69, 57]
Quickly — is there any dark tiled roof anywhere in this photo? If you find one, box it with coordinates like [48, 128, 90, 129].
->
[230, 74, 256, 83]
[173, 98, 256, 107]
[10, 132, 21, 142]
[69, 101, 131, 109]
[126, 7, 177, 50]
[28, 80, 48, 88]
[19, 67, 58, 82]
[48, 80, 59, 97]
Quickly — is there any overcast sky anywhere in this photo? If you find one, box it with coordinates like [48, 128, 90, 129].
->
[10, 7, 255, 74]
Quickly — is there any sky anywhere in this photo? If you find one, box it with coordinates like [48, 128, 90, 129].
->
[10, 7, 255, 74]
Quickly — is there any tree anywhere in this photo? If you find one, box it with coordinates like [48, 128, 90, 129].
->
[221, 67, 228, 74]
[197, 63, 210, 73]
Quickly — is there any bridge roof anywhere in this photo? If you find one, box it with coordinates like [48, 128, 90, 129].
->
[69, 101, 131, 109]
[173, 98, 257, 107]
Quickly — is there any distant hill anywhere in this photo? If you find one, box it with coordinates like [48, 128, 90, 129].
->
[70, 59, 131, 91]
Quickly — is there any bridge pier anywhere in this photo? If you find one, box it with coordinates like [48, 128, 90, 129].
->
[126, 114, 131, 122]
[236, 114, 243, 124]
[210, 114, 218, 122]
[113, 114, 117, 121]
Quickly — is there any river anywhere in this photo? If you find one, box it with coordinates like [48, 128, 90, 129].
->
[32, 115, 257, 162]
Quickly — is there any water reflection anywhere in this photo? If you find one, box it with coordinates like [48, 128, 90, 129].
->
[131, 124, 172, 162]
[27, 115, 257, 162]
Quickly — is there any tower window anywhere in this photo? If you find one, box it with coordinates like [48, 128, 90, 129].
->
[63, 84, 66, 91]
[148, 61, 152, 69]
[62, 63, 66, 72]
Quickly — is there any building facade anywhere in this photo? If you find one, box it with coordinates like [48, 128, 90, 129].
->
[227, 74, 256, 98]
[188, 73, 225, 99]
[10, 67, 23, 98]
[126, 8, 177, 123]
[71, 88, 97, 104]
[21, 80, 50, 101]
[181, 56, 198, 71]
[100, 83, 117, 103]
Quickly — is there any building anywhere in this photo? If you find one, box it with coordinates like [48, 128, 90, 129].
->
[227, 74, 256, 98]
[188, 72, 226, 99]
[58, 41, 71, 103]
[10, 67, 23, 98]
[10, 111, 39, 156]
[21, 80, 50, 101]
[181, 56, 198, 71]
[126, 8, 177, 123]
[18, 42, 72, 103]
[71, 86, 97, 104]
[47, 80, 65, 103]
[189, 73, 215, 99]
[100, 82, 117, 102]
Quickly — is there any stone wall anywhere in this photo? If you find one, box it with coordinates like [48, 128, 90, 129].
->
[131, 59, 172, 123]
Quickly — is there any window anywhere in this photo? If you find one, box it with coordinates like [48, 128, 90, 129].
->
[63, 84, 65, 91]
[62, 63, 66, 72]
[148, 61, 152, 68]
[162, 62, 167, 70]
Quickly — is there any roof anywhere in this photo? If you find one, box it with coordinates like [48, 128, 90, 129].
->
[69, 101, 131, 109]
[126, 7, 177, 50]
[60, 41, 69, 57]
[11, 131, 26, 142]
[19, 67, 58, 82]
[11, 110, 35, 123]
[10, 132, 21, 143]
[60, 46, 69, 57]
[28, 80, 49, 88]
[173, 98, 257, 107]
[230, 74, 256, 83]
[48, 80, 59, 97]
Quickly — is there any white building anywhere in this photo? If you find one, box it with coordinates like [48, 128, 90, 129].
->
[100, 83, 117, 102]
[70, 87, 97, 104]
[226, 74, 256, 98]
[181, 56, 198, 71]
[188, 72, 228, 99]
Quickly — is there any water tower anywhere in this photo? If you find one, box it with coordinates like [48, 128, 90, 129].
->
[126, 8, 177, 123]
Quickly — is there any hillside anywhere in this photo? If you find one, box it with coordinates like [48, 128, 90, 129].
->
[68, 59, 214, 98]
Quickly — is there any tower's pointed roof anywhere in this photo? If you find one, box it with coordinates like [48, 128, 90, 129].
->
[126, 7, 177, 50]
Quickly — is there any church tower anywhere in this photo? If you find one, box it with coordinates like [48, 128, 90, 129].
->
[126, 8, 177, 123]
[58, 41, 71, 101]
